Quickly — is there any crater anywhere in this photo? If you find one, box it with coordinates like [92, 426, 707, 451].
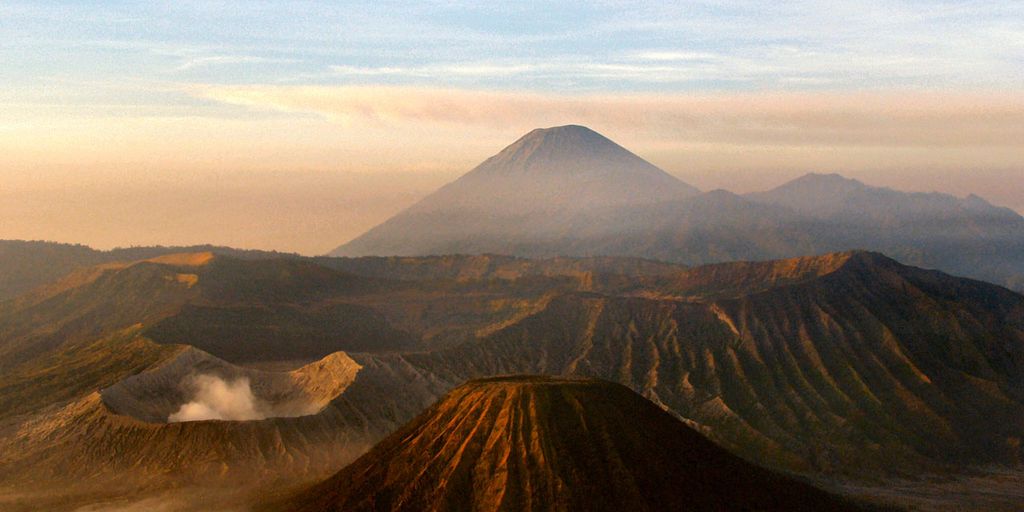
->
[100, 347, 361, 423]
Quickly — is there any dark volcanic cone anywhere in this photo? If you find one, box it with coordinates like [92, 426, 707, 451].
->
[275, 376, 865, 512]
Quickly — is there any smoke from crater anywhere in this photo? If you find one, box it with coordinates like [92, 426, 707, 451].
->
[168, 374, 266, 422]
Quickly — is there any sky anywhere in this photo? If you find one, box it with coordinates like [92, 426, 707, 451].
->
[2, 1, 1023, 254]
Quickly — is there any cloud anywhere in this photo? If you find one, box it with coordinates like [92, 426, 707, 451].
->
[633, 51, 721, 61]
[173, 55, 295, 72]
[9, 1, 1024, 92]
[194, 85, 1024, 149]
[168, 375, 264, 422]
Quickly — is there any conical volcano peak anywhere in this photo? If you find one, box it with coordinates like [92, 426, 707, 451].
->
[471, 125, 686, 183]
[513, 124, 617, 153]
[330, 125, 700, 257]
[278, 375, 861, 512]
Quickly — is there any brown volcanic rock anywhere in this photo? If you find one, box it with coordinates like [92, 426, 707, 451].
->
[325, 251, 1024, 476]
[2, 249, 1023, 510]
[278, 376, 863, 512]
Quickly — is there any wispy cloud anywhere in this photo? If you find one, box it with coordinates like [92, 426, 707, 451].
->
[173, 54, 296, 71]
[194, 85, 1024, 148]
[6, 1, 1023, 92]
[329, 63, 540, 78]
[633, 51, 721, 62]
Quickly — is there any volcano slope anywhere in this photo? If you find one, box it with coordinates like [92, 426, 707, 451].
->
[328, 251, 1024, 479]
[273, 376, 866, 512]
[1, 249, 1023, 509]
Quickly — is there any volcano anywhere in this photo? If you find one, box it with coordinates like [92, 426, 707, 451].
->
[330, 125, 699, 257]
[327, 127, 1024, 291]
[274, 376, 865, 512]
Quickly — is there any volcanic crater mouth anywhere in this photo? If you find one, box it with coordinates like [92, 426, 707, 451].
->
[100, 347, 361, 423]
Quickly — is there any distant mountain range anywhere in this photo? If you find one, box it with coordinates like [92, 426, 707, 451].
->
[272, 376, 865, 512]
[2, 250, 1022, 509]
[331, 125, 1024, 293]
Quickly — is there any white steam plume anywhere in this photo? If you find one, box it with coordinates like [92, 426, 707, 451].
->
[168, 374, 266, 422]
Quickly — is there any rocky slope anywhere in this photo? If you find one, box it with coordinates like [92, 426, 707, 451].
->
[273, 376, 866, 512]
[327, 252, 1024, 477]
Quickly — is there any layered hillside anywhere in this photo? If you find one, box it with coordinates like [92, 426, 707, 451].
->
[327, 252, 1024, 476]
[7, 250, 1023, 476]
[0, 251, 663, 421]
[276, 377, 864, 512]
[0, 252, 391, 422]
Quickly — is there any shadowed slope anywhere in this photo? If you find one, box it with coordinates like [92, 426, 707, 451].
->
[278, 376, 864, 512]
[0, 252, 409, 422]
[0, 252, 409, 368]
[0, 240, 299, 302]
[317, 253, 686, 283]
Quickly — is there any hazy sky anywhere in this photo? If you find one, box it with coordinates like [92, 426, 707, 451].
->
[2, 1, 1023, 254]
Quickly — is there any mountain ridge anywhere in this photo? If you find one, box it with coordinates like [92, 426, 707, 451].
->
[327, 250, 1024, 476]
[748, 172, 1021, 221]
[0, 240, 301, 302]
[329, 126, 1024, 291]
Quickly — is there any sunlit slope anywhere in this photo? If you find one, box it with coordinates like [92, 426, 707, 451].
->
[277, 377, 865, 512]
[335, 252, 1024, 475]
